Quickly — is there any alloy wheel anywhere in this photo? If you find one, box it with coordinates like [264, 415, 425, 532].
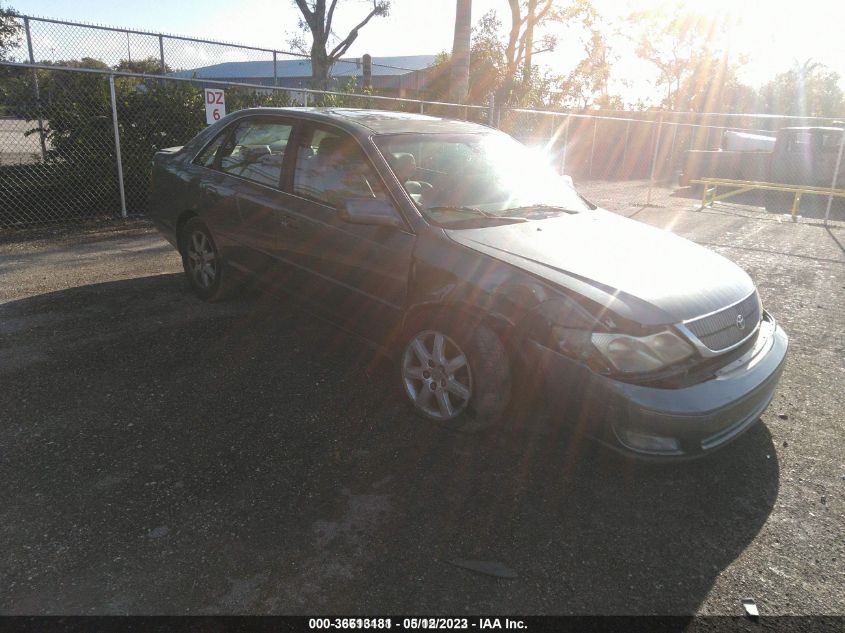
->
[187, 230, 217, 289]
[402, 330, 473, 421]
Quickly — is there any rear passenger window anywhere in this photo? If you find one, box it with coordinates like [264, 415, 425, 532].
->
[218, 120, 293, 188]
[195, 132, 226, 168]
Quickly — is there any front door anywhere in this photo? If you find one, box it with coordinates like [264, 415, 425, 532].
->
[282, 124, 415, 346]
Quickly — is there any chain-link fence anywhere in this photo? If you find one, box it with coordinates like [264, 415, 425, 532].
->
[502, 108, 845, 219]
[4, 15, 432, 85]
[501, 108, 844, 181]
[2, 14, 844, 229]
[0, 61, 490, 228]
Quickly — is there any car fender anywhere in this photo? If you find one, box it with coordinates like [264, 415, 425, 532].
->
[402, 226, 557, 348]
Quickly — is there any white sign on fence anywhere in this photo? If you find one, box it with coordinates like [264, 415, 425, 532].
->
[204, 89, 226, 125]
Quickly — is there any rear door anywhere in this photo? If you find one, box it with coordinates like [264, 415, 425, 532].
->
[214, 117, 296, 276]
[193, 129, 241, 253]
[282, 123, 415, 345]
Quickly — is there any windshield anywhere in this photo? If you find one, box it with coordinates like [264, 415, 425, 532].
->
[374, 132, 593, 223]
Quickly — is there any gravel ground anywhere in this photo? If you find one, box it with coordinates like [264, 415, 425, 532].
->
[0, 182, 843, 615]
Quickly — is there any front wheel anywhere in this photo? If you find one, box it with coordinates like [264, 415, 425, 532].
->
[400, 315, 511, 431]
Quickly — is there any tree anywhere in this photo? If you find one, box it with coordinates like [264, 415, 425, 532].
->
[0, 3, 23, 110]
[0, 2, 21, 61]
[562, 20, 615, 109]
[289, 0, 390, 92]
[425, 11, 505, 104]
[425, 9, 562, 110]
[498, 0, 589, 105]
[115, 57, 172, 75]
[627, 2, 746, 111]
[761, 59, 845, 118]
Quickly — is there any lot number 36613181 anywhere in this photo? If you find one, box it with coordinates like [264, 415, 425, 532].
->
[204, 89, 226, 125]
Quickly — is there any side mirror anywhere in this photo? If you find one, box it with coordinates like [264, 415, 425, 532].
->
[340, 197, 404, 229]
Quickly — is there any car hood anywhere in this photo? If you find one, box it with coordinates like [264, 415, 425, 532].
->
[444, 209, 755, 325]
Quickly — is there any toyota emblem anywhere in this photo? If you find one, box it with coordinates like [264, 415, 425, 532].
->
[736, 314, 745, 330]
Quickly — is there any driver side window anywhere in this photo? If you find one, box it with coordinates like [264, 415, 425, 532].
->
[293, 126, 391, 209]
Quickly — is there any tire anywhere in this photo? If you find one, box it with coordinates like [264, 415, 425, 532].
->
[399, 311, 511, 432]
[179, 217, 238, 302]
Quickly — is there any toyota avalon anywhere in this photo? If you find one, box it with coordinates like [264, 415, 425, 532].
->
[148, 108, 788, 459]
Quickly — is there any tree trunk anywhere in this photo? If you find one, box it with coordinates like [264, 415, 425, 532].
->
[311, 46, 331, 94]
[522, 0, 536, 84]
[449, 0, 472, 104]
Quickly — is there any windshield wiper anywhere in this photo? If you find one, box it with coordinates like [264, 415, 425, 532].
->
[425, 206, 527, 224]
[503, 204, 580, 216]
[425, 206, 528, 226]
[426, 205, 496, 218]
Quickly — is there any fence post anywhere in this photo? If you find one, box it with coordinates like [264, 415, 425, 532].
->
[825, 126, 845, 226]
[647, 114, 664, 206]
[273, 51, 278, 87]
[561, 115, 569, 175]
[622, 119, 631, 175]
[669, 121, 678, 179]
[588, 117, 597, 178]
[487, 93, 496, 127]
[420, 101, 424, 114]
[23, 17, 47, 161]
[108, 75, 128, 219]
[158, 35, 165, 73]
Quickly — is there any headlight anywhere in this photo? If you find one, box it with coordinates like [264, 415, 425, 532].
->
[590, 329, 694, 374]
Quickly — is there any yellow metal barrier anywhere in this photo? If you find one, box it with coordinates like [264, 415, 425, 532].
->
[691, 177, 845, 220]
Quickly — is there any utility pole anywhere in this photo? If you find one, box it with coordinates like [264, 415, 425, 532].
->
[450, 0, 471, 104]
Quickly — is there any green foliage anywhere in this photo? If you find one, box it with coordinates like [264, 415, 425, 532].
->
[626, 2, 757, 113]
[1, 57, 294, 220]
[561, 6, 620, 111]
[426, 10, 554, 108]
[0, 2, 21, 61]
[307, 76, 363, 107]
[115, 57, 172, 75]
[760, 60, 845, 118]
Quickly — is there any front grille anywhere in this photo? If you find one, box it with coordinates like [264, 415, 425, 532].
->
[685, 291, 762, 352]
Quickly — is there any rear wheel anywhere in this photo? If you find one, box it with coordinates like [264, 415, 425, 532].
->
[180, 217, 237, 302]
[400, 313, 511, 432]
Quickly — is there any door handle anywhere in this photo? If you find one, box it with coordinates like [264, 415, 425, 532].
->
[280, 213, 301, 230]
[202, 185, 222, 202]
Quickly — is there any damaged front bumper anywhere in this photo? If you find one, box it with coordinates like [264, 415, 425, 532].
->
[525, 312, 788, 459]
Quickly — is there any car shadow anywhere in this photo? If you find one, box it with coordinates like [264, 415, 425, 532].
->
[0, 274, 779, 614]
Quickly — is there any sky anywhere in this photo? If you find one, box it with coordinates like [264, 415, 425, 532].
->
[10, 0, 845, 105]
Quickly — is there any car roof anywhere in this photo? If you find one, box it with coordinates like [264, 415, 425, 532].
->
[232, 107, 494, 136]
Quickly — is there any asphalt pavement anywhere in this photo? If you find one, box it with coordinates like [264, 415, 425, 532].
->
[1, 184, 843, 614]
